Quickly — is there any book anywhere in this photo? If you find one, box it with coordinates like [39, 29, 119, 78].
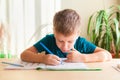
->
[3, 58, 89, 70]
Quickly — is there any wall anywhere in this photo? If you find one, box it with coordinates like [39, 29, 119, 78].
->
[61, 0, 119, 40]
[119, 0, 120, 4]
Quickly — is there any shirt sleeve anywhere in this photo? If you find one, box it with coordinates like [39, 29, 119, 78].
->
[33, 34, 54, 53]
[75, 37, 96, 54]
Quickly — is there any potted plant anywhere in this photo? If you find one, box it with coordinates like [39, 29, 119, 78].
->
[87, 5, 120, 58]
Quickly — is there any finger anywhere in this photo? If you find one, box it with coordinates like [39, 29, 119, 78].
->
[67, 48, 76, 53]
[51, 59, 61, 65]
[64, 58, 72, 62]
[52, 55, 61, 61]
[52, 55, 64, 65]
[70, 48, 76, 51]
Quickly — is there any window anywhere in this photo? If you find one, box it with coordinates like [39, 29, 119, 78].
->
[0, 0, 61, 58]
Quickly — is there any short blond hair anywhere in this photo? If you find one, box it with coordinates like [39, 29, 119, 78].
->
[53, 9, 81, 36]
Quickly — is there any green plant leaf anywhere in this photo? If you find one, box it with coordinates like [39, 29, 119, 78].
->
[87, 5, 120, 57]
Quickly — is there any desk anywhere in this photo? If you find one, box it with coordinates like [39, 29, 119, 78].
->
[0, 58, 120, 80]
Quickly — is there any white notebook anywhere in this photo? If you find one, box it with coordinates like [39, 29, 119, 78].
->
[4, 58, 88, 70]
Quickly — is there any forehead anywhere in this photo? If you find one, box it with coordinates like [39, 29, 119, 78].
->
[54, 31, 78, 41]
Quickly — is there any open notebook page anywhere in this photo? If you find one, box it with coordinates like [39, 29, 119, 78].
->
[4, 58, 88, 70]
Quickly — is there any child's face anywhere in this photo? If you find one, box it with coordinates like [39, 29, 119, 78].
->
[54, 31, 78, 53]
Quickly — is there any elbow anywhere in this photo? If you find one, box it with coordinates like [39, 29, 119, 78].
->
[101, 51, 112, 62]
[20, 51, 27, 61]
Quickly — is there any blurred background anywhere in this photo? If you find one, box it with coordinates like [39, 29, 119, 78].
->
[0, 0, 119, 58]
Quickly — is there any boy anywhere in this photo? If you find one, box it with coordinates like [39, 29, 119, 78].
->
[21, 9, 112, 65]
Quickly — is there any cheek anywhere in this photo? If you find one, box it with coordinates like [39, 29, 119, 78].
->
[56, 41, 61, 48]
[70, 43, 75, 48]
[70, 41, 76, 48]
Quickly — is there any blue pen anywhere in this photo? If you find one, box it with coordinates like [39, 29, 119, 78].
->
[40, 42, 63, 64]
[40, 42, 53, 54]
[2, 62, 24, 67]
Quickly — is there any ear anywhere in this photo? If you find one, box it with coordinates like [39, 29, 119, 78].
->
[77, 30, 80, 34]
[53, 28, 57, 37]
[53, 27, 55, 33]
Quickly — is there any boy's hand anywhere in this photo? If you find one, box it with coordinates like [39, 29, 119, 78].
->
[65, 49, 86, 62]
[42, 54, 61, 65]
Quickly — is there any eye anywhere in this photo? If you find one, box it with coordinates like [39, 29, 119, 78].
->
[68, 41, 73, 43]
[58, 40, 63, 43]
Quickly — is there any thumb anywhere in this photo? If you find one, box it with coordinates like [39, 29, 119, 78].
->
[67, 48, 76, 54]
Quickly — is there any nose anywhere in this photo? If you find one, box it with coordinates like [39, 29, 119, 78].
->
[62, 43, 69, 51]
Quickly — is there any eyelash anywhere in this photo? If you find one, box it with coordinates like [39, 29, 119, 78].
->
[58, 40, 73, 43]
[59, 40, 63, 42]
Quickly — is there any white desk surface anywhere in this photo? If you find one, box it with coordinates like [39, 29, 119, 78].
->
[0, 58, 120, 80]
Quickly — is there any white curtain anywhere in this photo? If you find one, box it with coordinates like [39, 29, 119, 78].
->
[0, 0, 61, 58]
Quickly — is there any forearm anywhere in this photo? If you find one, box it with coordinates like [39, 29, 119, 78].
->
[84, 51, 112, 62]
[21, 51, 45, 63]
